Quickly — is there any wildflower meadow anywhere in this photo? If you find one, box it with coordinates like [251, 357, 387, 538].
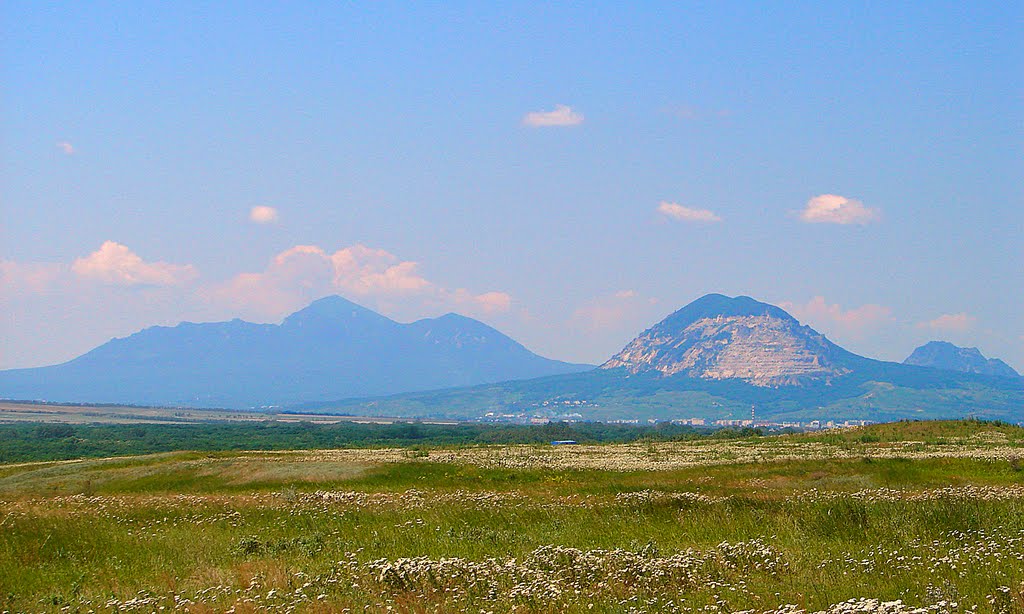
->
[2, 420, 1024, 612]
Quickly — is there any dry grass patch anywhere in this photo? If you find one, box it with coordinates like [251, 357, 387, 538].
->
[193, 458, 374, 486]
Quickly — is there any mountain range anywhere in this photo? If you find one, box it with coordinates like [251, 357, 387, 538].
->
[0, 296, 590, 408]
[299, 294, 1023, 422]
[903, 341, 1019, 378]
[1, 293, 1020, 421]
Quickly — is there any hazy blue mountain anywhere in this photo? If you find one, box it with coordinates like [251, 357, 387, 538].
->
[0, 296, 591, 408]
[312, 294, 1024, 422]
[904, 341, 1020, 378]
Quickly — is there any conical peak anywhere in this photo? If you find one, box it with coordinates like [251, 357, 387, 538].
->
[281, 295, 394, 328]
[602, 294, 849, 385]
[904, 340, 1020, 378]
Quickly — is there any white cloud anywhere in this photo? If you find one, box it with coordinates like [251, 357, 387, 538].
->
[782, 296, 893, 339]
[249, 206, 279, 224]
[3, 243, 198, 297]
[4, 242, 507, 321]
[657, 201, 722, 223]
[327, 245, 432, 295]
[56, 141, 74, 155]
[522, 104, 584, 127]
[0, 243, 516, 368]
[471, 291, 513, 314]
[800, 194, 879, 225]
[2, 246, 204, 368]
[211, 244, 512, 320]
[71, 241, 198, 287]
[917, 312, 977, 333]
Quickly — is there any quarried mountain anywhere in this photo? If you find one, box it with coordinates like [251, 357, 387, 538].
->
[312, 294, 1024, 423]
[904, 341, 1020, 378]
[0, 296, 591, 408]
[601, 294, 858, 385]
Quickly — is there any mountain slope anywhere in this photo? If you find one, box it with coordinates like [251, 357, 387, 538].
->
[904, 341, 1020, 378]
[601, 294, 859, 385]
[0, 296, 591, 408]
[310, 295, 1024, 422]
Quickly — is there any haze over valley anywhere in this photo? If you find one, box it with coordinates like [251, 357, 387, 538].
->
[3, 293, 1019, 424]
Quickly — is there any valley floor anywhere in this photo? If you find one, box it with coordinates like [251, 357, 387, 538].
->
[2, 421, 1024, 613]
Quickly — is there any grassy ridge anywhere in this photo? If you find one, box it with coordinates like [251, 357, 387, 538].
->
[2, 421, 1024, 612]
[308, 365, 1024, 422]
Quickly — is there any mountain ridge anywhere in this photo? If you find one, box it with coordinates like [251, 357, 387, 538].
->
[601, 294, 861, 386]
[0, 295, 591, 408]
[306, 294, 1023, 422]
[904, 341, 1020, 378]
[3, 293, 1021, 422]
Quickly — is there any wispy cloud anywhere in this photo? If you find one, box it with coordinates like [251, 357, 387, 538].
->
[657, 201, 722, 223]
[522, 104, 584, 127]
[800, 194, 879, 225]
[917, 312, 977, 333]
[249, 205, 279, 224]
[56, 141, 74, 155]
[571, 290, 658, 332]
[71, 241, 198, 287]
[0, 260, 63, 294]
[471, 291, 513, 314]
[782, 296, 893, 339]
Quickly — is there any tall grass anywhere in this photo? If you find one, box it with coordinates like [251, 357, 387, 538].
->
[2, 428, 1024, 612]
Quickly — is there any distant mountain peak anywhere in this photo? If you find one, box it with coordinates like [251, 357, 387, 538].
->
[904, 341, 1019, 378]
[672, 294, 794, 320]
[292, 294, 370, 314]
[0, 295, 590, 408]
[601, 294, 852, 386]
[281, 295, 393, 329]
[409, 313, 509, 349]
[432, 312, 479, 324]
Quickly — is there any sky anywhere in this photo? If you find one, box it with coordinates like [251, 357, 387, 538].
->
[2, 2, 1022, 371]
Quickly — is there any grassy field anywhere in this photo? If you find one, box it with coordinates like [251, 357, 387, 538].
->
[2, 421, 1024, 612]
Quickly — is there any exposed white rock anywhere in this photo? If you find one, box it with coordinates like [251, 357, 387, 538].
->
[602, 312, 851, 387]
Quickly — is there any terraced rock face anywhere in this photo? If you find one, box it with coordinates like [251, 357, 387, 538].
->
[601, 294, 853, 386]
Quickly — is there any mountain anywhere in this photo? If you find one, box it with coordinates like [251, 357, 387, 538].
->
[601, 294, 859, 385]
[310, 294, 1024, 423]
[904, 341, 1020, 378]
[0, 296, 591, 408]
[5, 293, 1021, 422]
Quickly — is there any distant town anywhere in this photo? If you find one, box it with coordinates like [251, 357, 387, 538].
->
[480, 400, 873, 430]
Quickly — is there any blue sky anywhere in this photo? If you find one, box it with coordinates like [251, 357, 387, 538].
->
[2, 2, 1022, 370]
